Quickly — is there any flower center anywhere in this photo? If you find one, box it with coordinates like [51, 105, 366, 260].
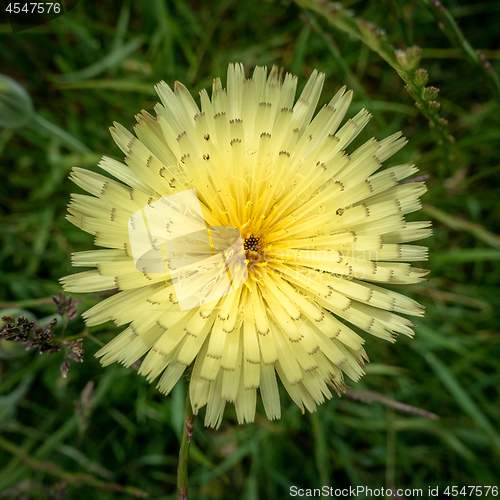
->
[243, 233, 266, 273]
[243, 234, 260, 252]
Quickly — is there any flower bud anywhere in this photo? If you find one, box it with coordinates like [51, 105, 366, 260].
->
[396, 46, 421, 71]
[423, 86, 439, 100]
[427, 100, 441, 114]
[405, 46, 422, 69]
[414, 68, 429, 87]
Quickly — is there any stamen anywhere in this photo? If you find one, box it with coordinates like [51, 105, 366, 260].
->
[244, 234, 260, 252]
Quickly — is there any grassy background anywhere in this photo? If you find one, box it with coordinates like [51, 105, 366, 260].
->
[1, 0, 500, 498]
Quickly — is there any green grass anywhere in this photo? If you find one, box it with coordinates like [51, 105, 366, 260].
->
[1, 0, 500, 498]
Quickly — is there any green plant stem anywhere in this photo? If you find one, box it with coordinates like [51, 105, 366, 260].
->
[177, 391, 195, 500]
[423, 204, 500, 249]
[31, 112, 92, 155]
[416, 0, 500, 103]
[295, 0, 452, 146]
[310, 412, 330, 487]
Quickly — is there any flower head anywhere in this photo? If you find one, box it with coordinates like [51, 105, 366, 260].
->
[62, 64, 430, 427]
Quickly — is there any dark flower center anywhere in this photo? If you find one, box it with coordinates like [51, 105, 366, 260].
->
[244, 234, 260, 252]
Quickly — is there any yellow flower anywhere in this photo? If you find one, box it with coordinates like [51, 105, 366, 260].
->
[61, 64, 430, 428]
